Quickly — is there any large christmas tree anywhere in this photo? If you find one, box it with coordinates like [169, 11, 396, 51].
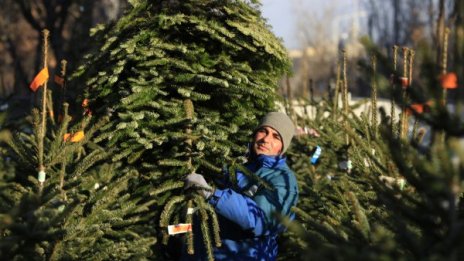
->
[71, 0, 290, 259]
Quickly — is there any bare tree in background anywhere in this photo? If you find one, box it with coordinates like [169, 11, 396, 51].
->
[289, 0, 338, 99]
[290, 0, 366, 98]
[364, 0, 463, 100]
[364, 0, 457, 48]
[0, 0, 128, 98]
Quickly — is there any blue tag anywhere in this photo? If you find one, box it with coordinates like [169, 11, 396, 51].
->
[310, 146, 322, 164]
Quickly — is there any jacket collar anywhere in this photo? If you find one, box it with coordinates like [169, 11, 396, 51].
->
[246, 154, 286, 172]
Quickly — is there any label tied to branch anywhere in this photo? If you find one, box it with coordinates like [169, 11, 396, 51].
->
[38, 170, 46, 183]
[187, 207, 197, 215]
[399, 77, 409, 88]
[64, 131, 85, 142]
[168, 223, 192, 235]
[310, 145, 322, 164]
[30, 67, 49, 92]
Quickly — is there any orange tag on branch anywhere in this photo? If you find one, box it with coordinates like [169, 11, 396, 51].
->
[167, 223, 192, 235]
[410, 103, 424, 114]
[54, 75, 64, 86]
[406, 103, 424, 116]
[440, 72, 458, 89]
[30, 68, 49, 92]
[399, 77, 409, 88]
[64, 131, 85, 142]
[82, 98, 89, 108]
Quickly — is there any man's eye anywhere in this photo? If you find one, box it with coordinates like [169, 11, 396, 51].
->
[273, 134, 281, 140]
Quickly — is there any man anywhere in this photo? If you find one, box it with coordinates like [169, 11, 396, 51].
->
[183, 111, 299, 260]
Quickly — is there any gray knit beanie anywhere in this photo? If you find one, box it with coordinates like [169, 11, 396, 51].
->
[254, 112, 295, 154]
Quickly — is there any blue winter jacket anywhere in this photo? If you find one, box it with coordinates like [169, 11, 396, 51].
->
[181, 154, 299, 261]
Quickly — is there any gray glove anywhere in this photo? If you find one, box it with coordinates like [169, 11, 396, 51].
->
[184, 173, 214, 199]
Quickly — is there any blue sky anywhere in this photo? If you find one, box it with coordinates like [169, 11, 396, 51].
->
[261, 0, 364, 50]
[261, 0, 299, 49]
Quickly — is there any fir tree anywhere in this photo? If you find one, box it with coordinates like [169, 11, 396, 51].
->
[71, 0, 290, 259]
[282, 13, 464, 259]
[0, 30, 155, 260]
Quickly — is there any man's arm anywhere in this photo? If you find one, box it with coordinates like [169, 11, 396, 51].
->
[208, 188, 269, 236]
[208, 169, 298, 236]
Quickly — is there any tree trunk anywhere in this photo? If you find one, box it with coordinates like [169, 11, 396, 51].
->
[436, 0, 445, 67]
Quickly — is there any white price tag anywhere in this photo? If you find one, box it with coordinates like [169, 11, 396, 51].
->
[168, 223, 192, 235]
[187, 207, 197, 215]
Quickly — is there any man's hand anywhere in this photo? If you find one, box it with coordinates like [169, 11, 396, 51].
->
[184, 173, 214, 199]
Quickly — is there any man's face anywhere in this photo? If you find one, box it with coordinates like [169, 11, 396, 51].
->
[253, 126, 283, 156]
